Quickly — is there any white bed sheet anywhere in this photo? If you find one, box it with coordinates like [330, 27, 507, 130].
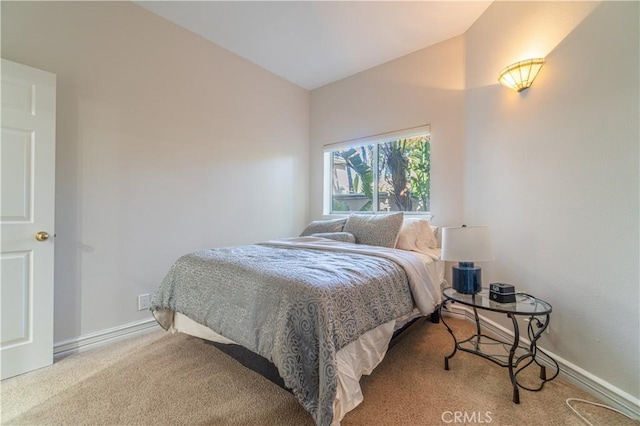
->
[168, 246, 443, 425]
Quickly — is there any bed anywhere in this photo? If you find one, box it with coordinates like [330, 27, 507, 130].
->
[151, 213, 444, 426]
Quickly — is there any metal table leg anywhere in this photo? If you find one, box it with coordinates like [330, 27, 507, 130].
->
[440, 302, 457, 371]
[507, 313, 520, 404]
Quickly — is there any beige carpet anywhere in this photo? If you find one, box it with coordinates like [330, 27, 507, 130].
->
[1, 317, 637, 426]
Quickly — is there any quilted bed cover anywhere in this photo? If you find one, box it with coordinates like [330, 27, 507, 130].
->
[151, 237, 441, 426]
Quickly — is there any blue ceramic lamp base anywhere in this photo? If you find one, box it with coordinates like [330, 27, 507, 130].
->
[452, 262, 482, 294]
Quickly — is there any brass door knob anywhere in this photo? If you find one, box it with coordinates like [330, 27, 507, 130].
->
[35, 231, 49, 241]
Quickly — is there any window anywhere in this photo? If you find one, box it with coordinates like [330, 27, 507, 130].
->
[324, 126, 431, 214]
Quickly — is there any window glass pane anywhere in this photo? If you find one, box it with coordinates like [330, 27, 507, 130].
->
[331, 146, 374, 212]
[326, 128, 430, 214]
[378, 136, 430, 212]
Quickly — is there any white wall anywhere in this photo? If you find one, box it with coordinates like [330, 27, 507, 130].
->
[1, 1, 310, 343]
[465, 1, 639, 399]
[310, 36, 466, 226]
[310, 0, 639, 405]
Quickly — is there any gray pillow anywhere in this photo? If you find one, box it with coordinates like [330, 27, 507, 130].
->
[343, 212, 404, 248]
[311, 232, 356, 243]
[300, 217, 347, 236]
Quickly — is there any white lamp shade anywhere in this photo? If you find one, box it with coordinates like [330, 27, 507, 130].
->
[441, 226, 494, 262]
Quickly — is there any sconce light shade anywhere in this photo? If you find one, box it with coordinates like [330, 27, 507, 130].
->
[498, 58, 545, 92]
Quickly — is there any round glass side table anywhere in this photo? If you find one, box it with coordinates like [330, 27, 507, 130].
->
[440, 287, 559, 404]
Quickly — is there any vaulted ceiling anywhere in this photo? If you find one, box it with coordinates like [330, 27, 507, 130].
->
[136, 1, 492, 89]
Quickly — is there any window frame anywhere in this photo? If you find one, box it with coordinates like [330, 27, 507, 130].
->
[323, 125, 431, 216]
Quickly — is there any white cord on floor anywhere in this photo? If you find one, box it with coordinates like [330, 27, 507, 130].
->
[566, 397, 635, 426]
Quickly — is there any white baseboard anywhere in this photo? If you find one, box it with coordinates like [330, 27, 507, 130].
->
[53, 317, 161, 361]
[441, 304, 640, 419]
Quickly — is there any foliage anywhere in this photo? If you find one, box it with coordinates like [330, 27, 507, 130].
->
[331, 136, 430, 212]
[407, 137, 430, 211]
[379, 137, 430, 211]
[333, 148, 373, 199]
[380, 140, 410, 210]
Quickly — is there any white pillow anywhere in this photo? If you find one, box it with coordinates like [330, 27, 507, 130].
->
[395, 218, 438, 253]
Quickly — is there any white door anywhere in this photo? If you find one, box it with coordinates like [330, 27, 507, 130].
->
[1, 59, 56, 379]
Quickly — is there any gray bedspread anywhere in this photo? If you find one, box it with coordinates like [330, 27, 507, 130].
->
[151, 240, 415, 426]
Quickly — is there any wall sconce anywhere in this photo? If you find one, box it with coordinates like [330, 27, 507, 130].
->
[498, 58, 545, 92]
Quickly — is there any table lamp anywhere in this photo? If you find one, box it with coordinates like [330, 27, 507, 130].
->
[441, 225, 494, 294]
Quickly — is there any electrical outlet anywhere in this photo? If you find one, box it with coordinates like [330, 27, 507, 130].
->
[138, 293, 150, 311]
